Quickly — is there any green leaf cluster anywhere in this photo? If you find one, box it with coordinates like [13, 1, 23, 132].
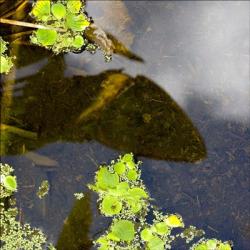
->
[0, 163, 17, 198]
[140, 213, 184, 250]
[89, 154, 232, 250]
[0, 163, 55, 249]
[89, 153, 149, 217]
[0, 37, 13, 74]
[30, 0, 90, 53]
[192, 239, 232, 250]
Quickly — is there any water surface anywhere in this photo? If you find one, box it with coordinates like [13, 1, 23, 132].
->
[1, 1, 249, 249]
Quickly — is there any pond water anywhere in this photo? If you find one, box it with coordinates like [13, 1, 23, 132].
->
[1, 1, 250, 249]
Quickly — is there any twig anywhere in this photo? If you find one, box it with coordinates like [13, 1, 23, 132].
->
[0, 18, 65, 32]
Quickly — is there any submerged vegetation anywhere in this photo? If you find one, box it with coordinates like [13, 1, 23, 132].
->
[88, 154, 232, 250]
[0, 163, 54, 249]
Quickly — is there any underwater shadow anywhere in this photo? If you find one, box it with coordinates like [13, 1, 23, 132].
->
[1, 51, 206, 163]
[56, 192, 92, 250]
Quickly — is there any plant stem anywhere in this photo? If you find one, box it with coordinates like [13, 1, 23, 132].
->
[0, 18, 65, 31]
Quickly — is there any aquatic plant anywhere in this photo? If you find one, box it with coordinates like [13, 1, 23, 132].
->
[0, 37, 13, 74]
[74, 192, 85, 200]
[192, 239, 232, 250]
[0, 0, 143, 76]
[0, 163, 55, 250]
[37, 179, 50, 199]
[88, 154, 232, 250]
[30, 0, 93, 54]
[0, 163, 17, 198]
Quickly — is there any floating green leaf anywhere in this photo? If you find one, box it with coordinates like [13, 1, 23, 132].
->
[66, 13, 90, 32]
[115, 182, 129, 196]
[72, 35, 85, 48]
[147, 236, 165, 250]
[96, 167, 119, 190]
[51, 3, 66, 20]
[114, 162, 126, 175]
[194, 240, 232, 250]
[218, 243, 231, 250]
[140, 228, 153, 241]
[122, 153, 133, 163]
[0, 38, 7, 54]
[96, 236, 109, 246]
[101, 196, 122, 216]
[127, 169, 138, 181]
[36, 29, 58, 46]
[32, 0, 51, 21]
[154, 222, 170, 236]
[67, 0, 82, 14]
[0, 56, 13, 74]
[206, 239, 217, 249]
[98, 245, 110, 250]
[128, 187, 148, 200]
[3, 175, 17, 191]
[108, 181, 129, 197]
[111, 220, 135, 242]
[127, 199, 142, 213]
[194, 244, 207, 250]
[107, 232, 120, 242]
[165, 214, 184, 228]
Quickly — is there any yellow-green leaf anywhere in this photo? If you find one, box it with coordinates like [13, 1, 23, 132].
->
[165, 214, 184, 228]
[36, 29, 58, 46]
[51, 3, 66, 20]
[32, 0, 51, 21]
